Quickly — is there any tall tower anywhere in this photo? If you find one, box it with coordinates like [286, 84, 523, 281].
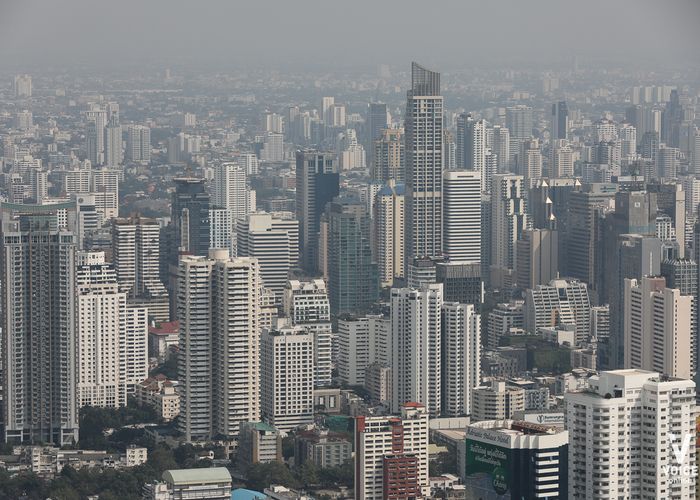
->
[2, 213, 79, 445]
[126, 125, 151, 163]
[490, 174, 528, 289]
[295, 151, 339, 271]
[442, 170, 481, 263]
[104, 114, 122, 167]
[551, 101, 569, 141]
[374, 180, 405, 287]
[373, 128, 405, 183]
[405, 62, 443, 264]
[213, 163, 249, 220]
[171, 177, 210, 258]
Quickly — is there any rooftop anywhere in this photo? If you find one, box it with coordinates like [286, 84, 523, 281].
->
[163, 467, 232, 486]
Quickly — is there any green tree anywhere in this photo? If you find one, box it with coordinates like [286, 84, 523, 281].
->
[247, 462, 299, 492]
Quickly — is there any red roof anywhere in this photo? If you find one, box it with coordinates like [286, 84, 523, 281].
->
[149, 321, 179, 335]
[403, 402, 425, 408]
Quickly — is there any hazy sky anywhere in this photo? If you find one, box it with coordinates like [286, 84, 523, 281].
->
[1, 0, 699, 70]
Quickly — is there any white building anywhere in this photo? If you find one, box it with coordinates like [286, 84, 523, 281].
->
[524, 279, 591, 344]
[337, 314, 390, 386]
[126, 125, 151, 163]
[623, 276, 694, 380]
[355, 403, 429, 500]
[441, 302, 481, 417]
[283, 279, 332, 388]
[490, 174, 528, 289]
[471, 380, 525, 421]
[91, 169, 119, 223]
[443, 170, 481, 263]
[566, 369, 696, 499]
[261, 325, 314, 433]
[177, 251, 261, 441]
[391, 284, 443, 416]
[374, 180, 405, 287]
[213, 163, 254, 221]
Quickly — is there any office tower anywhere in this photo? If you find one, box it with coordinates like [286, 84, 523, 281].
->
[405, 62, 443, 264]
[2, 214, 79, 445]
[111, 216, 170, 322]
[471, 380, 525, 421]
[530, 178, 578, 231]
[73, 194, 99, 249]
[354, 404, 430, 500]
[566, 183, 617, 297]
[236, 212, 299, 301]
[374, 180, 405, 287]
[463, 421, 568, 499]
[648, 181, 686, 258]
[283, 280, 332, 388]
[433, 260, 483, 306]
[551, 101, 569, 141]
[441, 303, 480, 417]
[491, 125, 511, 173]
[520, 138, 542, 181]
[177, 251, 261, 441]
[623, 277, 693, 379]
[236, 153, 259, 176]
[372, 128, 404, 183]
[619, 123, 637, 158]
[657, 144, 680, 179]
[337, 129, 366, 170]
[126, 125, 151, 163]
[516, 228, 559, 289]
[13, 74, 32, 97]
[327, 196, 378, 315]
[487, 301, 524, 349]
[172, 177, 210, 258]
[681, 176, 700, 216]
[590, 305, 610, 342]
[490, 174, 528, 289]
[566, 370, 696, 499]
[693, 131, 700, 175]
[661, 258, 699, 375]
[524, 279, 591, 344]
[258, 131, 284, 162]
[337, 314, 390, 386]
[85, 108, 107, 165]
[444, 130, 457, 170]
[505, 105, 533, 140]
[103, 115, 122, 167]
[391, 284, 442, 416]
[296, 151, 339, 271]
[551, 141, 574, 178]
[456, 114, 486, 177]
[367, 102, 388, 166]
[321, 97, 335, 123]
[261, 326, 314, 433]
[443, 170, 481, 263]
[90, 169, 119, 224]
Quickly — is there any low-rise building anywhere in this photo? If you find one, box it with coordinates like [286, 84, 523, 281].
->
[161, 467, 232, 500]
[135, 375, 180, 422]
[237, 422, 282, 466]
[295, 429, 352, 468]
[148, 321, 179, 360]
[471, 381, 525, 421]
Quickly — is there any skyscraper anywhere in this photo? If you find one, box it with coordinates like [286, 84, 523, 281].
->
[126, 125, 151, 163]
[490, 174, 528, 289]
[104, 114, 122, 167]
[213, 163, 250, 220]
[456, 114, 486, 180]
[524, 279, 591, 344]
[367, 102, 389, 168]
[177, 251, 261, 441]
[2, 213, 79, 445]
[327, 196, 378, 315]
[506, 105, 534, 140]
[374, 180, 405, 287]
[405, 62, 443, 264]
[372, 128, 404, 183]
[441, 302, 481, 417]
[295, 151, 339, 271]
[171, 177, 210, 258]
[442, 170, 481, 263]
[551, 101, 569, 141]
[391, 284, 443, 416]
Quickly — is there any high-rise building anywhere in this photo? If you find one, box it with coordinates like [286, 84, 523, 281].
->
[13, 74, 32, 97]
[209, 208, 235, 257]
[391, 284, 442, 416]
[374, 180, 405, 287]
[524, 279, 591, 344]
[261, 325, 314, 433]
[327, 196, 378, 315]
[337, 314, 390, 386]
[551, 141, 574, 178]
[491, 125, 511, 173]
[103, 115, 122, 167]
[2, 213, 79, 445]
[283, 280, 332, 388]
[177, 251, 261, 441]
[442, 170, 481, 263]
[435, 261, 483, 306]
[506, 105, 533, 140]
[236, 212, 299, 302]
[657, 144, 680, 180]
[295, 151, 339, 271]
[487, 301, 525, 349]
[126, 125, 151, 163]
[405, 62, 443, 264]
[77, 251, 148, 409]
[441, 302, 480, 417]
[213, 163, 254, 221]
[623, 276, 693, 379]
[516, 228, 559, 289]
[372, 128, 404, 183]
[566, 369, 696, 499]
[90, 169, 119, 224]
[111, 216, 170, 322]
[171, 177, 210, 258]
[551, 101, 569, 141]
[456, 114, 486, 183]
[462, 420, 569, 499]
[354, 403, 430, 500]
[490, 174, 528, 289]
[85, 108, 107, 165]
[367, 102, 389, 167]
[471, 380, 525, 421]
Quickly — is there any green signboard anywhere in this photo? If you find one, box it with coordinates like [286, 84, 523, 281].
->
[465, 439, 512, 497]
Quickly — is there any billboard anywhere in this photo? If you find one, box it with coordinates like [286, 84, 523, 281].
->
[464, 438, 512, 499]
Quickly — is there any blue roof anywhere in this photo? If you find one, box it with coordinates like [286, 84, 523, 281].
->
[232, 488, 266, 500]
[377, 183, 406, 196]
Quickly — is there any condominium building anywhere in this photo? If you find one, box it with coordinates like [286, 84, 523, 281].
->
[261, 326, 314, 433]
[487, 301, 525, 349]
[471, 380, 526, 421]
[126, 124, 151, 163]
[373, 128, 404, 183]
[490, 174, 528, 289]
[524, 279, 591, 344]
[212, 162, 255, 221]
[337, 314, 390, 386]
[374, 180, 405, 287]
[566, 369, 696, 499]
[391, 284, 442, 416]
[283, 279, 332, 387]
[623, 276, 694, 379]
[355, 403, 430, 500]
[441, 302, 481, 417]
[177, 251, 261, 441]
